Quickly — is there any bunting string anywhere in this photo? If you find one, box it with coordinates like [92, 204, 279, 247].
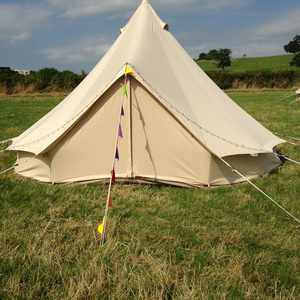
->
[99, 66, 129, 245]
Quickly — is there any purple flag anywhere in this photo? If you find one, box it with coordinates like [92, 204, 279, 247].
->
[115, 147, 120, 160]
[118, 124, 123, 138]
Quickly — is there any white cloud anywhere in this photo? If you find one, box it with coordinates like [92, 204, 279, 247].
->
[258, 9, 300, 37]
[47, 0, 247, 18]
[0, 4, 50, 42]
[42, 36, 112, 64]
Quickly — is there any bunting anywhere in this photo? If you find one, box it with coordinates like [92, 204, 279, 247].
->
[115, 147, 120, 160]
[122, 84, 128, 97]
[118, 124, 123, 138]
[124, 65, 134, 76]
[111, 168, 116, 184]
[98, 222, 104, 235]
[108, 197, 113, 208]
[99, 65, 130, 245]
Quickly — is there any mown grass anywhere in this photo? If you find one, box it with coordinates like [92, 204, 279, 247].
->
[199, 55, 298, 73]
[1, 91, 300, 299]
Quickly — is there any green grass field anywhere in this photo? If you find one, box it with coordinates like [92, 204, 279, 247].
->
[198, 54, 298, 73]
[1, 92, 300, 299]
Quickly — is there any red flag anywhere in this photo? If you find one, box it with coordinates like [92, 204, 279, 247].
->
[108, 197, 113, 208]
[118, 124, 123, 138]
[115, 147, 120, 160]
[111, 169, 116, 184]
[121, 106, 125, 116]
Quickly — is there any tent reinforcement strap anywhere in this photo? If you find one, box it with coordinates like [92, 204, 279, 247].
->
[219, 157, 300, 225]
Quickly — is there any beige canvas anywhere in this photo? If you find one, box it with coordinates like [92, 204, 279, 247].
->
[14, 78, 282, 186]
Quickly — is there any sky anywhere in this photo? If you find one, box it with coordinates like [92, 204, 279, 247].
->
[0, 0, 299, 73]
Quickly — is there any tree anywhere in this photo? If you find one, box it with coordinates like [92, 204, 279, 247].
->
[291, 53, 300, 67]
[284, 35, 300, 54]
[35, 68, 60, 90]
[198, 52, 207, 60]
[207, 49, 219, 60]
[216, 49, 232, 70]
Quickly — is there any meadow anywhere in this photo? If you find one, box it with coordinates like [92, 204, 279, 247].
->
[1, 91, 300, 299]
[198, 54, 297, 72]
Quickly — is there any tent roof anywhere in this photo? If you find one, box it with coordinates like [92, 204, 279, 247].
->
[8, 0, 284, 157]
[296, 88, 300, 94]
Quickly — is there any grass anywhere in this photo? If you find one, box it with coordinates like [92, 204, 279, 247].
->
[198, 54, 299, 73]
[1, 91, 300, 299]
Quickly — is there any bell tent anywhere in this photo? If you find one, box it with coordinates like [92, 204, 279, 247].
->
[7, 0, 284, 187]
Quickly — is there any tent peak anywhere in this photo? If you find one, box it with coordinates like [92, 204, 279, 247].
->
[120, 0, 169, 33]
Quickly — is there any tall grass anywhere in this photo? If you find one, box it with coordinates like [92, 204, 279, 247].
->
[0, 91, 300, 299]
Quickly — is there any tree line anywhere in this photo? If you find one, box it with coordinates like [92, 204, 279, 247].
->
[0, 68, 86, 94]
[1, 35, 299, 94]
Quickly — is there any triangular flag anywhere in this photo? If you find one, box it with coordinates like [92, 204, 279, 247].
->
[115, 147, 119, 160]
[111, 168, 116, 184]
[108, 197, 113, 208]
[124, 65, 134, 76]
[121, 106, 125, 116]
[118, 124, 123, 138]
[122, 84, 128, 97]
[97, 223, 104, 235]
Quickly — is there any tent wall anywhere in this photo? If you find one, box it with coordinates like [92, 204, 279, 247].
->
[130, 79, 212, 186]
[48, 79, 131, 183]
[14, 78, 282, 187]
[16, 152, 51, 182]
[209, 153, 281, 186]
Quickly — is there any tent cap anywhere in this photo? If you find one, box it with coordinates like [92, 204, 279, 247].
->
[120, 0, 168, 33]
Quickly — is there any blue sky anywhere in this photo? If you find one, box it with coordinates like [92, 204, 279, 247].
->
[0, 0, 299, 73]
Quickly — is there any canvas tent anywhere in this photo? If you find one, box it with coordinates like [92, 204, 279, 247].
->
[296, 89, 300, 96]
[7, 0, 285, 187]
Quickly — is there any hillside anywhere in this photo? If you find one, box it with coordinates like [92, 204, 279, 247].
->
[198, 54, 298, 72]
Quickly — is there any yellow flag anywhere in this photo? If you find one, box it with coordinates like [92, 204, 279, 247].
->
[97, 223, 104, 235]
[124, 65, 134, 76]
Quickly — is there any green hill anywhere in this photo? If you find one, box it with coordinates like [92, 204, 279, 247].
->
[198, 54, 298, 73]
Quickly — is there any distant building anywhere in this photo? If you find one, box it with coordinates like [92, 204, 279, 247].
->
[13, 69, 31, 76]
